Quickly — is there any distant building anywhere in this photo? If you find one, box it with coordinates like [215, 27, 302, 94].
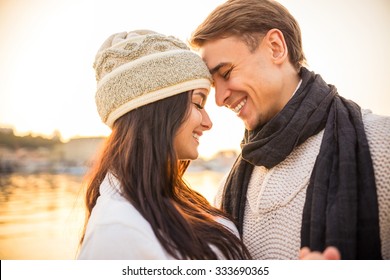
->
[187, 149, 239, 173]
[0, 146, 52, 173]
[0, 146, 16, 173]
[0, 127, 14, 135]
[55, 137, 106, 167]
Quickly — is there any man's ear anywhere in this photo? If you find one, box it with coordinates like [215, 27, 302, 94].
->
[265, 28, 288, 64]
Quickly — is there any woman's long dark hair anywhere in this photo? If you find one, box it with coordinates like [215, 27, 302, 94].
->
[80, 91, 251, 259]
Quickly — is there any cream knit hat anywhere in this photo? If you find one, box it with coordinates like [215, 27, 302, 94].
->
[94, 30, 212, 128]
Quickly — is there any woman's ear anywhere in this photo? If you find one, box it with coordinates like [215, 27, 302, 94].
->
[265, 28, 288, 64]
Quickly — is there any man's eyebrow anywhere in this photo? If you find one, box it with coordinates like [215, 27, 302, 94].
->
[209, 62, 230, 75]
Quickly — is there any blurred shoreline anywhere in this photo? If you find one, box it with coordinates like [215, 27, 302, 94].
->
[1, 128, 238, 175]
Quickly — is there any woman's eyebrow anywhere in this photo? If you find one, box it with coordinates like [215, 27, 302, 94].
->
[193, 91, 207, 100]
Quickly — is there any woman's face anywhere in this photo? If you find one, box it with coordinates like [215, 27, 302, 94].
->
[174, 89, 213, 160]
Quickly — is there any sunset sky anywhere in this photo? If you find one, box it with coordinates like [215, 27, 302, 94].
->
[1, 0, 389, 158]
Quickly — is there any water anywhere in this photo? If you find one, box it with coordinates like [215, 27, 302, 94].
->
[0, 171, 224, 259]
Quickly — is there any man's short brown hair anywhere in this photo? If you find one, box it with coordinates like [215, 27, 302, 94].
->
[190, 0, 306, 70]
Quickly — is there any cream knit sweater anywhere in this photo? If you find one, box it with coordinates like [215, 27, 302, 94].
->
[216, 110, 390, 259]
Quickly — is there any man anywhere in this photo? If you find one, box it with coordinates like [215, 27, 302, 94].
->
[190, 0, 389, 259]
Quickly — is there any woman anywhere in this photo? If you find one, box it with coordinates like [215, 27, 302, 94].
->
[77, 30, 251, 259]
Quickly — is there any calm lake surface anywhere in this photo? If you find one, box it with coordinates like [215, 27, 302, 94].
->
[0, 171, 224, 259]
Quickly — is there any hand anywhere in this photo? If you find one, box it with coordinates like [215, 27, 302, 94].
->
[299, 246, 341, 260]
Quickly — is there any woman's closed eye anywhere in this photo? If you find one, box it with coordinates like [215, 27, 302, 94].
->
[193, 102, 204, 110]
[192, 91, 207, 110]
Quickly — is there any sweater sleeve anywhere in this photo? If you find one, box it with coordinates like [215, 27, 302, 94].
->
[77, 223, 171, 260]
[363, 111, 390, 259]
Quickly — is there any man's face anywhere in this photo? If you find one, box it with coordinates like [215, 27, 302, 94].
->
[199, 36, 290, 130]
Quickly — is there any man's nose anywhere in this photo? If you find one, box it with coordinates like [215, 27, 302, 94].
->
[214, 81, 230, 107]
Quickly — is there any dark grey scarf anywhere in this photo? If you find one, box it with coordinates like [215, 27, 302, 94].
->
[221, 67, 382, 259]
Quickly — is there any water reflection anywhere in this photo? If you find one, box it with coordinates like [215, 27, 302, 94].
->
[0, 173, 85, 259]
[0, 171, 223, 259]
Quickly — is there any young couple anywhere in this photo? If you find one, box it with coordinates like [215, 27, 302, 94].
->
[78, 0, 389, 260]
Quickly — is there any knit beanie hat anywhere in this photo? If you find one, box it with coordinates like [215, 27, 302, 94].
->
[93, 30, 212, 128]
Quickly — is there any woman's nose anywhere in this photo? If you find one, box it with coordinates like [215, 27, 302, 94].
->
[201, 109, 213, 130]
